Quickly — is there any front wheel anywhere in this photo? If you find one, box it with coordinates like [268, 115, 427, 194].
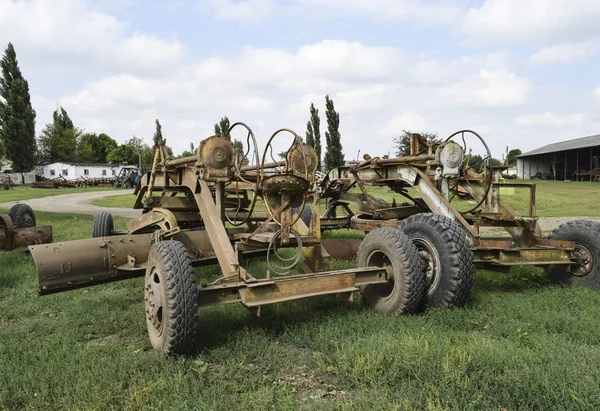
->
[144, 241, 198, 355]
[358, 228, 425, 315]
[9, 203, 36, 228]
[92, 211, 113, 238]
[547, 220, 600, 287]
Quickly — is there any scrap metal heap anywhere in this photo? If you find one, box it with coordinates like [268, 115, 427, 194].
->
[29, 123, 426, 355]
[0, 204, 52, 250]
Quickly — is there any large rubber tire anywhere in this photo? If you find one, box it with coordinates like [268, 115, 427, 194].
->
[300, 206, 312, 227]
[357, 228, 425, 315]
[547, 220, 600, 287]
[92, 211, 113, 238]
[9, 203, 36, 228]
[400, 213, 475, 309]
[144, 241, 198, 355]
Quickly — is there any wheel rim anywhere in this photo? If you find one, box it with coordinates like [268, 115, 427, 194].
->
[365, 250, 394, 301]
[145, 266, 167, 338]
[21, 212, 35, 228]
[571, 243, 595, 277]
[412, 237, 439, 290]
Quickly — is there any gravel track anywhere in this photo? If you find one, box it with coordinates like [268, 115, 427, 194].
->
[0, 190, 140, 218]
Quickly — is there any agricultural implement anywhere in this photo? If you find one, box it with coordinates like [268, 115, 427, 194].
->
[1, 175, 15, 190]
[0, 204, 52, 250]
[320, 131, 600, 306]
[27, 127, 600, 354]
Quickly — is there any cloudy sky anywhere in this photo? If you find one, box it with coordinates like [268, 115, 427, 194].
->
[1, 0, 599, 160]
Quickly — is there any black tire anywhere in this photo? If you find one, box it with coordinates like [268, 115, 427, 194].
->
[300, 206, 312, 227]
[125, 181, 133, 189]
[547, 220, 600, 287]
[357, 228, 425, 315]
[144, 241, 198, 355]
[400, 213, 475, 308]
[9, 203, 36, 228]
[92, 211, 113, 238]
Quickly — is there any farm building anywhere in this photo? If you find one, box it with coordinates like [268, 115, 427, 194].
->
[41, 162, 135, 180]
[516, 134, 600, 181]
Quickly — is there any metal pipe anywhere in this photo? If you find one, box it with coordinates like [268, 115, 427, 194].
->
[165, 155, 196, 167]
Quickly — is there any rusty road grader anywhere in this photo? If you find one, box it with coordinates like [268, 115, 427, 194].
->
[28, 126, 600, 355]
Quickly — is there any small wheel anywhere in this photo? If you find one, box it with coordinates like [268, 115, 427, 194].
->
[547, 220, 600, 287]
[400, 213, 475, 308]
[125, 181, 133, 189]
[357, 228, 425, 315]
[92, 211, 113, 238]
[9, 203, 36, 228]
[144, 241, 198, 355]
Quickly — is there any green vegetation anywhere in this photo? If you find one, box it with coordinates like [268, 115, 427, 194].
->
[355, 180, 600, 217]
[0, 42, 37, 173]
[0, 186, 113, 203]
[92, 193, 137, 208]
[1, 211, 600, 409]
[324, 95, 344, 171]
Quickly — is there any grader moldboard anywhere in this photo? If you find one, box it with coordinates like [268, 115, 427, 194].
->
[28, 127, 600, 355]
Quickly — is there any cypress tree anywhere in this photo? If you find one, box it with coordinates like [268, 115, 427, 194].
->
[305, 103, 321, 167]
[324, 95, 344, 171]
[0, 43, 37, 179]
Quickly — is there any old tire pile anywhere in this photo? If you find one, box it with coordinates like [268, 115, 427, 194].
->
[357, 227, 425, 315]
[547, 220, 600, 287]
[400, 213, 475, 309]
[92, 211, 113, 238]
[144, 241, 198, 355]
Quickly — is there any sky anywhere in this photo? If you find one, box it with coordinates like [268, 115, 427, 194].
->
[1, 0, 600, 160]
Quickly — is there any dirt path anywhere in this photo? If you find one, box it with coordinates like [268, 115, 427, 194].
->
[0, 190, 140, 218]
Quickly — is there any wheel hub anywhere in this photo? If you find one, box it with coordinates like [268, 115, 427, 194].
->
[571, 244, 594, 277]
[413, 238, 438, 289]
[144, 269, 165, 334]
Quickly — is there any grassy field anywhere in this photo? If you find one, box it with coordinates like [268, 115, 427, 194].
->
[94, 179, 600, 218]
[1, 211, 600, 409]
[0, 186, 113, 203]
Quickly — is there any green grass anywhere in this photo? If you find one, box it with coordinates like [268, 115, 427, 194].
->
[2, 212, 600, 409]
[93, 193, 137, 208]
[0, 186, 113, 203]
[356, 179, 600, 217]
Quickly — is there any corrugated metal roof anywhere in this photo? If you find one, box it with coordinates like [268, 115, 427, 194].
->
[519, 134, 600, 157]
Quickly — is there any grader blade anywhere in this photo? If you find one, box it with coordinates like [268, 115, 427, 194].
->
[29, 233, 152, 295]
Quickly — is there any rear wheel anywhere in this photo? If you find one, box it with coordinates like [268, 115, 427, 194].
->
[358, 228, 424, 315]
[144, 241, 198, 355]
[92, 211, 113, 238]
[9, 203, 36, 228]
[547, 220, 600, 287]
[400, 213, 475, 309]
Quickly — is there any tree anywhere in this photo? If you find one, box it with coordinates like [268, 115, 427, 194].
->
[506, 148, 522, 166]
[37, 106, 81, 163]
[305, 103, 321, 166]
[214, 117, 231, 136]
[0, 42, 37, 176]
[393, 130, 440, 157]
[323, 95, 344, 171]
[76, 132, 118, 163]
[180, 142, 195, 158]
[153, 119, 163, 147]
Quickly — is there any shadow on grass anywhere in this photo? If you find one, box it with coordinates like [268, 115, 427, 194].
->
[473, 265, 555, 293]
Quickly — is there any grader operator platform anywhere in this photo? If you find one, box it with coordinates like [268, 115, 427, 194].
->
[28, 126, 600, 355]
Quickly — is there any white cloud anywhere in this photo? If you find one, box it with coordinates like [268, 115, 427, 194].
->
[515, 112, 585, 128]
[462, 0, 600, 45]
[47, 39, 532, 159]
[0, 0, 183, 74]
[530, 42, 600, 65]
[594, 87, 600, 99]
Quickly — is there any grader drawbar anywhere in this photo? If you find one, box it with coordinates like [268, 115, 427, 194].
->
[29, 124, 426, 355]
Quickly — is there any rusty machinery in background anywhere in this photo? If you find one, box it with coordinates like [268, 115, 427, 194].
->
[319, 130, 600, 308]
[29, 123, 428, 355]
[0, 204, 52, 250]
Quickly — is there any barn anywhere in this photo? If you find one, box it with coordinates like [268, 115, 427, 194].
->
[516, 134, 600, 181]
[41, 162, 133, 180]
